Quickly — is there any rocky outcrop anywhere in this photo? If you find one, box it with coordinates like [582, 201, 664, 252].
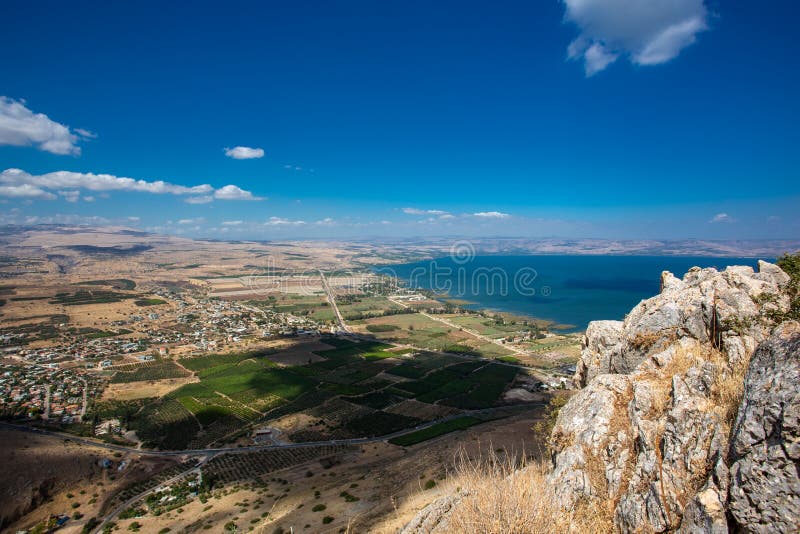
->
[574, 260, 790, 388]
[548, 261, 797, 533]
[574, 320, 623, 387]
[401, 261, 798, 534]
[728, 321, 800, 532]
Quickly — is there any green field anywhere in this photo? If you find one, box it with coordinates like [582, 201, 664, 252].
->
[82, 278, 137, 290]
[355, 312, 515, 357]
[95, 337, 521, 449]
[388, 416, 482, 446]
[111, 360, 190, 383]
[50, 290, 136, 306]
[135, 298, 168, 306]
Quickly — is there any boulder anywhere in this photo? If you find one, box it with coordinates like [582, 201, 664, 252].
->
[728, 322, 800, 533]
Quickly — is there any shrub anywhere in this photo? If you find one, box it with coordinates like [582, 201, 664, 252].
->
[776, 252, 800, 320]
[312, 504, 327, 512]
[322, 516, 334, 524]
[424, 479, 436, 490]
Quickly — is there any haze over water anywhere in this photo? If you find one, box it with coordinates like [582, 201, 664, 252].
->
[382, 256, 765, 331]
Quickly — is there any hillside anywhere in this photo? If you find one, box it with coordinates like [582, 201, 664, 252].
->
[403, 258, 800, 532]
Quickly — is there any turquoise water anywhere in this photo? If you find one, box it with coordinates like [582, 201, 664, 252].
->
[377, 256, 766, 332]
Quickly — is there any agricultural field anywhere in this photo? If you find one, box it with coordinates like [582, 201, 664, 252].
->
[80, 278, 137, 290]
[333, 295, 405, 320]
[202, 445, 358, 484]
[440, 314, 533, 338]
[351, 312, 518, 358]
[110, 360, 190, 383]
[388, 416, 482, 446]
[92, 336, 524, 450]
[50, 290, 137, 306]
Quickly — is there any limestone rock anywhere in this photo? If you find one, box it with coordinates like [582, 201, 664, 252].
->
[728, 322, 800, 533]
[552, 262, 792, 533]
[574, 320, 623, 388]
[548, 374, 633, 508]
[575, 261, 790, 385]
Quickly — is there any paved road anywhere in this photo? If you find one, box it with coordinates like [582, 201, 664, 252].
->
[0, 402, 543, 458]
[319, 269, 350, 333]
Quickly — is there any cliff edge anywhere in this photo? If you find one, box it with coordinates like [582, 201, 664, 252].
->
[403, 259, 800, 533]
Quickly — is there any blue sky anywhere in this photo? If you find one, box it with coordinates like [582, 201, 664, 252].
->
[1, 0, 798, 240]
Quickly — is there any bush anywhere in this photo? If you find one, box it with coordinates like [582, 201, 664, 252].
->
[424, 479, 436, 490]
[312, 504, 327, 512]
[777, 252, 800, 320]
[81, 518, 100, 534]
[322, 516, 334, 524]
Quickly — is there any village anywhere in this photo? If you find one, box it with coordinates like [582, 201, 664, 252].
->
[0, 280, 337, 429]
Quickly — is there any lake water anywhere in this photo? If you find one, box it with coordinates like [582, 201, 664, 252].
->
[376, 255, 766, 332]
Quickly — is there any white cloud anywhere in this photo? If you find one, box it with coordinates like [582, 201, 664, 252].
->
[214, 184, 262, 201]
[0, 168, 261, 202]
[222, 220, 243, 226]
[185, 195, 214, 204]
[178, 218, 205, 225]
[83, 196, 95, 202]
[473, 211, 510, 219]
[402, 207, 449, 216]
[709, 213, 734, 223]
[0, 184, 57, 199]
[58, 190, 80, 203]
[224, 146, 265, 159]
[265, 217, 306, 226]
[74, 128, 97, 139]
[9, 213, 140, 226]
[562, 0, 708, 76]
[0, 97, 94, 155]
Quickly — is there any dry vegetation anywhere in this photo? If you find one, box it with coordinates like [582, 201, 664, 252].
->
[440, 449, 612, 533]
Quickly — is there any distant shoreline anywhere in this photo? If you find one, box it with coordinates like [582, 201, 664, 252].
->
[381, 255, 768, 332]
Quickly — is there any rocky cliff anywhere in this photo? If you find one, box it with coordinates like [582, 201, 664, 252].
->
[403, 260, 800, 533]
[550, 260, 798, 533]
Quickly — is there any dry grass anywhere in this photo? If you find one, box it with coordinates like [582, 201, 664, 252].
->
[707, 349, 750, 437]
[646, 344, 702, 417]
[630, 331, 663, 352]
[441, 448, 613, 534]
